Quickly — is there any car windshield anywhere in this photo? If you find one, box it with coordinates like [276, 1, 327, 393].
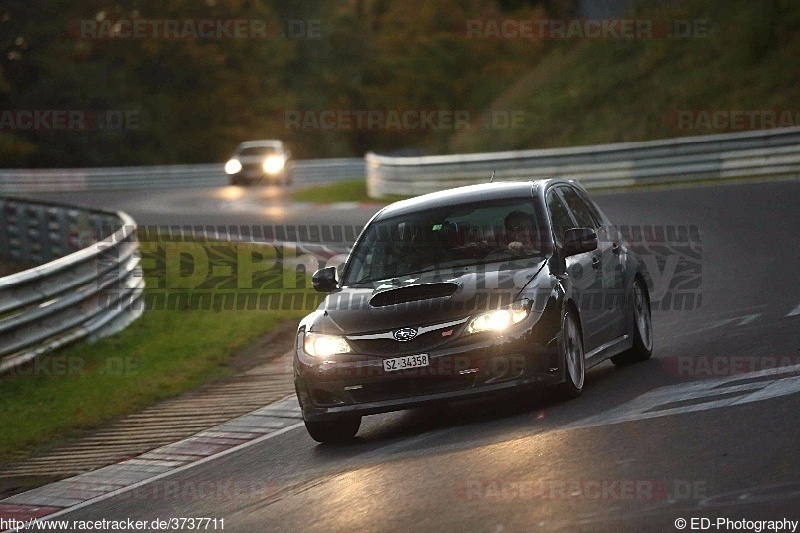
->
[343, 198, 550, 285]
[239, 146, 279, 156]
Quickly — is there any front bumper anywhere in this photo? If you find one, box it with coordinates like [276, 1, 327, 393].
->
[231, 164, 287, 183]
[294, 320, 562, 422]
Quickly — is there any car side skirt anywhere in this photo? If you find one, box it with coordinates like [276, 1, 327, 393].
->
[585, 334, 633, 369]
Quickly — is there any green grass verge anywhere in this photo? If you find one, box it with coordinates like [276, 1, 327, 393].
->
[292, 179, 412, 204]
[0, 243, 317, 462]
[292, 178, 371, 203]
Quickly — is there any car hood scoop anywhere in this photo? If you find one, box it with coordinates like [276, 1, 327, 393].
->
[369, 282, 459, 308]
[316, 260, 546, 333]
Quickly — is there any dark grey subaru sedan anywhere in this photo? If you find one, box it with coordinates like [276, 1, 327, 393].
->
[294, 179, 652, 443]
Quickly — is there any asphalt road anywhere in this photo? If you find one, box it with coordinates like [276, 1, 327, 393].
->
[18, 179, 800, 531]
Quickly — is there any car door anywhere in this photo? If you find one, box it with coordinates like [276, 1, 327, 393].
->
[546, 187, 604, 354]
[559, 185, 626, 347]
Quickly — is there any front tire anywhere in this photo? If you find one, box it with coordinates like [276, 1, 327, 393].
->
[557, 309, 585, 399]
[304, 416, 361, 443]
[611, 277, 653, 366]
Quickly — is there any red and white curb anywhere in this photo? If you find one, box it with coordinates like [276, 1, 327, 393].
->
[0, 396, 303, 530]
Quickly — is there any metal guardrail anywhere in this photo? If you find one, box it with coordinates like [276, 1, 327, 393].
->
[291, 158, 366, 184]
[0, 158, 366, 193]
[366, 127, 800, 198]
[0, 197, 144, 374]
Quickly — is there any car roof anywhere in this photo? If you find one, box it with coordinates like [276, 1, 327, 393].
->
[374, 178, 580, 218]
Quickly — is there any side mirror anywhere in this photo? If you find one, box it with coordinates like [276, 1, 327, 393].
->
[311, 266, 338, 292]
[563, 227, 598, 256]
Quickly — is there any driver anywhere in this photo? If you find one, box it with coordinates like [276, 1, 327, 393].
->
[503, 211, 538, 255]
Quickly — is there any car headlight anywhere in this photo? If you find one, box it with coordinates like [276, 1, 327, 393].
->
[262, 155, 285, 174]
[225, 158, 242, 175]
[466, 299, 531, 335]
[303, 332, 352, 358]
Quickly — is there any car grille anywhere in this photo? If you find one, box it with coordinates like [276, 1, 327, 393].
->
[349, 374, 476, 403]
[347, 325, 464, 356]
[241, 163, 262, 173]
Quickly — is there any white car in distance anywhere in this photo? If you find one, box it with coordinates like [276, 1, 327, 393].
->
[225, 140, 292, 186]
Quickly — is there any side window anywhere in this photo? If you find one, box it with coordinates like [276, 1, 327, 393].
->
[559, 186, 598, 229]
[574, 187, 605, 228]
[546, 189, 575, 246]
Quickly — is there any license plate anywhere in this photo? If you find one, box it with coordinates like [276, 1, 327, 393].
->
[383, 354, 429, 372]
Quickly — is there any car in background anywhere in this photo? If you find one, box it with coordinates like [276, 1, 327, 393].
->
[225, 140, 292, 185]
[294, 179, 653, 443]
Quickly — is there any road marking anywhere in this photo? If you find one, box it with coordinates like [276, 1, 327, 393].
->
[734, 313, 760, 326]
[788, 303, 800, 317]
[700, 313, 761, 331]
[679, 309, 765, 337]
[571, 364, 800, 428]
